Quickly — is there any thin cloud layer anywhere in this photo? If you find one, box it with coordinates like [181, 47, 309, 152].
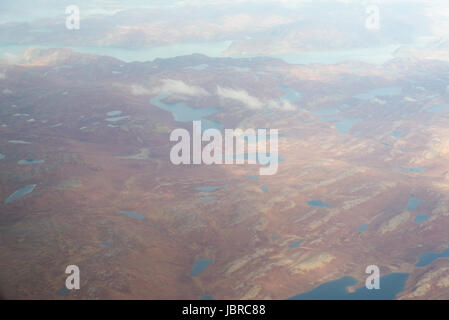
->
[152, 79, 210, 97]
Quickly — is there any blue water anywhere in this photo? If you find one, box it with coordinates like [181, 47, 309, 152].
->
[195, 186, 223, 192]
[391, 130, 403, 137]
[0, 153, 4, 160]
[354, 87, 402, 100]
[416, 249, 449, 267]
[191, 258, 211, 276]
[247, 175, 259, 180]
[426, 104, 449, 113]
[57, 288, 70, 296]
[200, 195, 217, 200]
[414, 215, 428, 223]
[105, 116, 130, 122]
[289, 273, 409, 300]
[150, 94, 221, 131]
[18, 159, 45, 165]
[319, 115, 359, 134]
[120, 210, 145, 220]
[289, 240, 302, 248]
[312, 108, 340, 115]
[357, 224, 368, 232]
[260, 186, 268, 192]
[407, 197, 421, 210]
[4, 184, 36, 204]
[106, 110, 122, 116]
[308, 200, 334, 208]
[278, 86, 302, 104]
[102, 241, 114, 247]
[394, 167, 427, 173]
[201, 294, 214, 300]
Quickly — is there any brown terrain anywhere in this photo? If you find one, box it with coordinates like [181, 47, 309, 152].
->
[1, 48, 449, 299]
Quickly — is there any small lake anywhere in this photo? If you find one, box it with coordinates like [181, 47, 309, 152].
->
[288, 273, 409, 300]
[106, 110, 122, 116]
[416, 248, 449, 267]
[407, 197, 421, 210]
[426, 104, 449, 113]
[191, 258, 211, 276]
[150, 94, 221, 131]
[308, 200, 334, 208]
[414, 215, 428, 223]
[394, 167, 427, 173]
[105, 116, 130, 122]
[357, 224, 368, 232]
[0, 153, 5, 160]
[120, 210, 145, 220]
[354, 87, 402, 100]
[195, 186, 223, 192]
[18, 159, 45, 165]
[289, 240, 302, 248]
[4, 184, 36, 204]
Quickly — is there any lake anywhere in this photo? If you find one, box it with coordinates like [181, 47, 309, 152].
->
[150, 94, 221, 131]
[308, 200, 334, 208]
[120, 210, 145, 220]
[4, 184, 37, 204]
[289, 273, 409, 300]
[191, 258, 211, 276]
[416, 248, 449, 267]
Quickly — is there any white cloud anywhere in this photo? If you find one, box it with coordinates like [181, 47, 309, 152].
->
[130, 84, 152, 96]
[216, 86, 264, 110]
[152, 79, 210, 97]
[268, 99, 297, 111]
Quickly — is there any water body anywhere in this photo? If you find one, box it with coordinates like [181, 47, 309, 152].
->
[394, 167, 427, 173]
[354, 87, 402, 100]
[4, 184, 36, 204]
[319, 115, 360, 134]
[105, 116, 130, 122]
[223, 153, 282, 166]
[414, 215, 428, 223]
[278, 86, 303, 104]
[391, 130, 403, 137]
[102, 241, 114, 247]
[426, 104, 449, 113]
[357, 224, 368, 232]
[201, 294, 214, 300]
[247, 175, 259, 180]
[260, 186, 269, 192]
[195, 186, 223, 192]
[407, 197, 421, 210]
[289, 240, 302, 248]
[150, 94, 221, 131]
[0, 153, 4, 160]
[8, 140, 31, 144]
[106, 110, 122, 116]
[312, 107, 340, 116]
[200, 195, 216, 201]
[416, 249, 449, 267]
[18, 159, 45, 165]
[308, 200, 334, 208]
[191, 258, 211, 276]
[289, 273, 409, 300]
[120, 210, 145, 220]
[57, 288, 70, 296]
